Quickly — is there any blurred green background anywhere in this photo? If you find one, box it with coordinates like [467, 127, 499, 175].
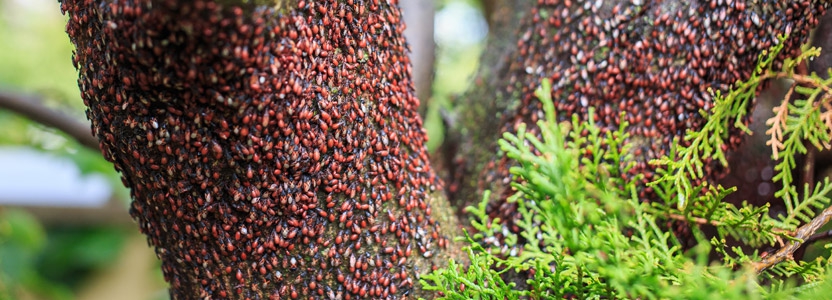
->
[0, 0, 486, 299]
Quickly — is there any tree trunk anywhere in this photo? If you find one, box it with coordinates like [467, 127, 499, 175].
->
[61, 0, 832, 297]
[61, 0, 461, 298]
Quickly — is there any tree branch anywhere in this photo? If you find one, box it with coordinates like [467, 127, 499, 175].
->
[753, 203, 832, 273]
[794, 61, 818, 202]
[0, 91, 99, 151]
[805, 229, 832, 245]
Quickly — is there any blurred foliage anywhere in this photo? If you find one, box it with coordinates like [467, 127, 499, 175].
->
[0, 0, 122, 178]
[37, 227, 128, 289]
[0, 0, 81, 146]
[0, 209, 130, 300]
[0, 2, 79, 105]
[0, 209, 73, 300]
[0, 1, 133, 299]
[425, 0, 486, 151]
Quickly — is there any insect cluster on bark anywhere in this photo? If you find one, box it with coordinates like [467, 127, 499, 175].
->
[467, 0, 828, 250]
[62, 0, 454, 298]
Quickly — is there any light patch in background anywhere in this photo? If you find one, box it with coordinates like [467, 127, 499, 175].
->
[7, 0, 57, 23]
[434, 2, 488, 46]
[425, 1, 488, 152]
[0, 147, 112, 207]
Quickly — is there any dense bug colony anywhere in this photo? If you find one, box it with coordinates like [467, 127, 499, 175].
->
[464, 0, 828, 246]
[62, 0, 456, 298]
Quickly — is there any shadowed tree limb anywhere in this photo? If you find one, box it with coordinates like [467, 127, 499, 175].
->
[0, 91, 99, 151]
[754, 204, 832, 273]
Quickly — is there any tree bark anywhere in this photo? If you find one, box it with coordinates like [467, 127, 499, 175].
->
[62, 1, 461, 298]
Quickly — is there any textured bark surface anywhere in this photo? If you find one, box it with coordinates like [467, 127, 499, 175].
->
[445, 0, 829, 238]
[62, 0, 461, 298]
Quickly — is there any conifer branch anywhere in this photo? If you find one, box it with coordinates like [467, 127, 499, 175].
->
[753, 203, 832, 273]
[662, 212, 792, 236]
[766, 85, 792, 159]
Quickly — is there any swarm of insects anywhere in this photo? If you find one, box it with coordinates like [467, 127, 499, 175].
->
[62, 0, 457, 298]
[458, 0, 829, 244]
